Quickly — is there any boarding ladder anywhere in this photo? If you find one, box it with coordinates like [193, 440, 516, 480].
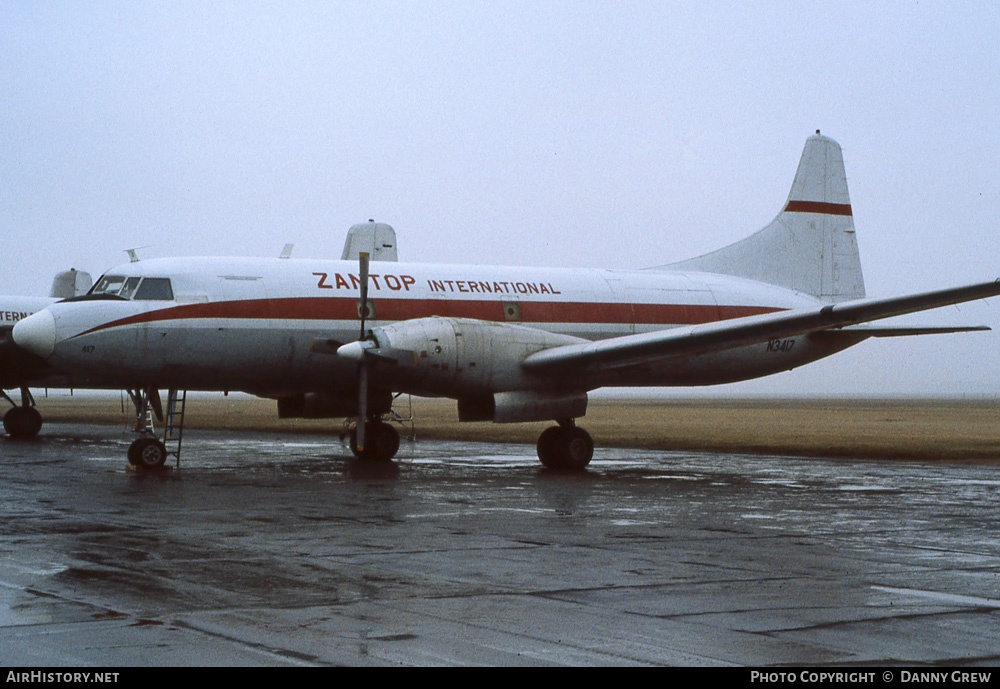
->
[163, 389, 186, 468]
[389, 393, 416, 441]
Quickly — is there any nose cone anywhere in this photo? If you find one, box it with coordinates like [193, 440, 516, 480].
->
[12, 309, 56, 358]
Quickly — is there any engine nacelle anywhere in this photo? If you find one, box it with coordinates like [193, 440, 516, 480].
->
[458, 390, 588, 423]
[368, 317, 587, 396]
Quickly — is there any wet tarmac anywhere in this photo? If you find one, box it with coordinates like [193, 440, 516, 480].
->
[1, 423, 999, 666]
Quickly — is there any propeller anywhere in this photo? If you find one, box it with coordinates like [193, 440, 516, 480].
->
[355, 252, 371, 453]
[339, 251, 399, 456]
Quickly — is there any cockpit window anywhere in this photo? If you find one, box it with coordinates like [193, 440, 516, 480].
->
[92, 275, 127, 295]
[134, 278, 174, 301]
[119, 277, 142, 300]
[88, 275, 174, 301]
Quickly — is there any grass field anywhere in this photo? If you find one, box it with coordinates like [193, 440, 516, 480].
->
[28, 393, 1000, 462]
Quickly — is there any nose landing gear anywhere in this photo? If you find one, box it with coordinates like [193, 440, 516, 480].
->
[125, 387, 185, 471]
[128, 436, 168, 469]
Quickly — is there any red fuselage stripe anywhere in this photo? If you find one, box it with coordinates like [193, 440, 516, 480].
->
[75, 298, 784, 337]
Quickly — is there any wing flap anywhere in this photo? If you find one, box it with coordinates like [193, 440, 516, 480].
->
[521, 279, 1000, 375]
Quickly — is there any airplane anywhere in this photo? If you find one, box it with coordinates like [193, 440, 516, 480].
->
[1, 269, 92, 437]
[0, 227, 397, 442]
[11, 132, 1000, 470]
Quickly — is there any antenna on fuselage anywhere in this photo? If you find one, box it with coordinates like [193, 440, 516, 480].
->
[124, 246, 151, 263]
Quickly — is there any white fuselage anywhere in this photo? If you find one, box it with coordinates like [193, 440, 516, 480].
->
[21, 256, 860, 397]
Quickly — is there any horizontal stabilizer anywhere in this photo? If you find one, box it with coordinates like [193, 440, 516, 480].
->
[835, 325, 991, 337]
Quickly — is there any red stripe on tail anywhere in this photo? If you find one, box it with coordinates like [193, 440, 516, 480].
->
[784, 200, 852, 216]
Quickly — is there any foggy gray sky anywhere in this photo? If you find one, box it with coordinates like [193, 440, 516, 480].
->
[3, 1, 998, 395]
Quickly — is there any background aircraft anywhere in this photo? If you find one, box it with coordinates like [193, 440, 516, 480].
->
[11, 134, 999, 469]
[1, 269, 92, 436]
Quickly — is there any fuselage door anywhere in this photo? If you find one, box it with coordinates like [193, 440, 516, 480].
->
[211, 275, 272, 374]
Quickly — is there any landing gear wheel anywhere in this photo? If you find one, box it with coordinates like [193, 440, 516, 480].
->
[3, 407, 42, 439]
[537, 426, 567, 469]
[563, 427, 594, 469]
[350, 421, 400, 462]
[536, 425, 594, 470]
[128, 437, 167, 469]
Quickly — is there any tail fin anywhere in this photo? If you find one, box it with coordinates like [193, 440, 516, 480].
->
[662, 132, 865, 302]
[49, 269, 93, 299]
[342, 221, 399, 262]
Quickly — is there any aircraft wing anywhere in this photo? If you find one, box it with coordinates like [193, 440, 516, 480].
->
[521, 279, 1000, 375]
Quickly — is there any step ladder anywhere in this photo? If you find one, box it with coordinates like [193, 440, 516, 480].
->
[163, 389, 186, 468]
[389, 393, 416, 441]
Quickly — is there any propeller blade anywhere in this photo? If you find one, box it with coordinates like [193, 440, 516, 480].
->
[356, 357, 368, 452]
[355, 250, 371, 453]
[358, 251, 370, 339]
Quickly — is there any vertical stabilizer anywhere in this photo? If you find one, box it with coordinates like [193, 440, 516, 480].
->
[341, 220, 398, 262]
[49, 269, 93, 299]
[662, 133, 865, 302]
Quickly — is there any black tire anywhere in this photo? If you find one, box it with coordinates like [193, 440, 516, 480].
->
[536, 425, 593, 470]
[374, 422, 401, 461]
[3, 407, 42, 439]
[350, 421, 400, 462]
[536, 426, 567, 469]
[563, 427, 594, 470]
[129, 437, 167, 469]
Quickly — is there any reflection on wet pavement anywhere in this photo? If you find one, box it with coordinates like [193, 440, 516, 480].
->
[1, 424, 999, 666]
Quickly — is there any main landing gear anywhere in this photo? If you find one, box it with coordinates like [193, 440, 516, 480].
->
[536, 420, 594, 470]
[2, 387, 42, 439]
[346, 412, 593, 470]
[346, 415, 403, 479]
[348, 418, 400, 462]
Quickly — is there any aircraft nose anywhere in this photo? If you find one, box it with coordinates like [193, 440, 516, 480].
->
[12, 309, 56, 358]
